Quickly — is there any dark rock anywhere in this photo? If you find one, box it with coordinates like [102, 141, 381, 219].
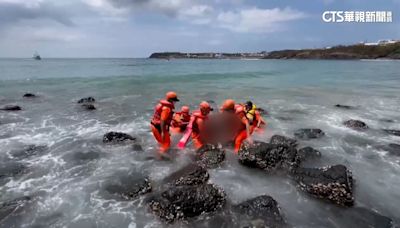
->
[386, 144, 400, 156]
[383, 129, 400, 137]
[0, 162, 27, 179]
[148, 184, 225, 223]
[10, 145, 48, 159]
[270, 135, 298, 147]
[233, 195, 286, 228]
[0, 196, 33, 223]
[132, 143, 143, 151]
[103, 132, 135, 144]
[103, 170, 151, 200]
[335, 104, 354, 109]
[163, 163, 209, 186]
[343, 119, 368, 131]
[333, 207, 393, 228]
[293, 165, 354, 206]
[294, 129, 325, 140]
[380, 119, 395, 123]
[81, 104, 96, 110]
[238, 141, 300, 173]
[23, 93, 36, 98]
[197, 144, 225, 168]
[77, 97, 95, 104]
[297, 147, 321, 161]
[72, 151, 101, 161]
[0, 105, 21, 111]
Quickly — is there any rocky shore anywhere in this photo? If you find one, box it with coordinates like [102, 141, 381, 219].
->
[149, 42, 400, 60]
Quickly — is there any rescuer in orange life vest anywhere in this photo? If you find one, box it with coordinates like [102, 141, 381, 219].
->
[171, 106, 191, 133]
[220, 99, 252, 153]
[190, 101, 214, 149]
[150, 91, 179, 152]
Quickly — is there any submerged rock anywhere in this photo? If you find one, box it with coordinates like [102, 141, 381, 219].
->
[333, 207, 393, 228]
[103, 132, 135, 144]
[238, 141, 299, 173]
[103, 170, 151, 200]
[270, 135, 298, 147]
[10, 145, 48, 159]
[148, 184, 225, 223]
[197, 144, 226, 168]
[0, 105, 21, 111]
[23, 93, 36, 98]
[0, 162, 27, 179]
[344, 119, 368, 131]
[0, 196, 33, 224]
[297, 147, 322, 161]
[233, 195, 286, 228]
[386, 144, 400, 156]
[335, 104, 354, 109]
[77, 97, 95, 103]
[383, 129, 400, 137]
[81, 103, 96, 110]
[294, 129, 325, 140]
[293, 165, 354, 206]
[163, 163, 209, 186]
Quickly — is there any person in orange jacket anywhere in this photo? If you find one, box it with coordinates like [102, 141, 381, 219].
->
[171, 106, 191, 133]
[150, 91, 179, 152]
[190, 101, 213, 149]
[220, 99, 252, 153]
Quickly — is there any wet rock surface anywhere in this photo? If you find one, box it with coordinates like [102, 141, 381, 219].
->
[103, 132, 136, 144]
[197, 144, 226, 168]
[23, 93, 36, 98]
[386, 144, 400, 156]
[10, 145, 48, 159]
[0, 196, 33, 225]
[297, 147, 322, 161]
[233, 195, 287, 228]
[270, 135, 298, 147]
[102, 170, 151, 200]
[294, 129, 325, 140]
[0, 162, 27, 179]
[0, 105, 22, 111]
[335, 104, 354, 109]
[293, 165, 354, 206]
[81, 103, 96, 110]
[163, 163, 209, 186]
[238, 141, 299, 173]
[77, 97, 95, 103]
[344, 119, 368, 131]
[148, 184, 225, 223]
[333, 207, 394, 228]
[383, 129, 400, 137]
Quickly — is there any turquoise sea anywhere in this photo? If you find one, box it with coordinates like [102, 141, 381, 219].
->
[0, 58, 399, 227]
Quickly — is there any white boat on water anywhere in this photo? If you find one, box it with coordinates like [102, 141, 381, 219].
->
[33, 52, 41, 60]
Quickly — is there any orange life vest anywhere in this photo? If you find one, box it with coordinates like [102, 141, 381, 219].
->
[190, 110, 208, 134]
[151, 100, 175, 126]
[235, 104, 248, 131]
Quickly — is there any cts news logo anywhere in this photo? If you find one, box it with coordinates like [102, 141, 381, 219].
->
[322, 11, 393, 23]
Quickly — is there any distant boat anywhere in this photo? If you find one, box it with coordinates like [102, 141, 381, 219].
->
[33, 52, 41, 60]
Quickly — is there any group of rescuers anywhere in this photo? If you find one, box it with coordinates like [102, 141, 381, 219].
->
[150, 91, 266, 153]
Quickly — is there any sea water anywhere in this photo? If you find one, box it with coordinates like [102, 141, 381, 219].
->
[0, 58, 399, 227]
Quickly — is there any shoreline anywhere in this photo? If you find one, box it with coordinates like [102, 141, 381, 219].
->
[149, 42, 400, 60]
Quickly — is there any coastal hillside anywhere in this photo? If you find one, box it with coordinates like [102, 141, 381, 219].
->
[149, 43, 400, 60]
[264, 43, 400, 60]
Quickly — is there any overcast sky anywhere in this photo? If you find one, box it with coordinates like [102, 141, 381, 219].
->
[0, 0, 399, 57]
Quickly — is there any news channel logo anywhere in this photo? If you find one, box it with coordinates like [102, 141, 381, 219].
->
[322, 11, 393, 23]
